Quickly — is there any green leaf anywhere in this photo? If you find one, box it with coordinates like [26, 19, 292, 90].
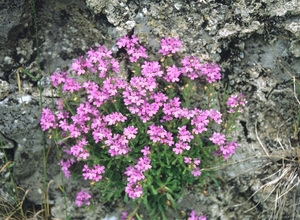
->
[124, 193, 128, 203]
[104, 191, 114, 202]
[113, 190, 122, 200]
[146, 174, 153, 185]
[171, 157, 178, 165]
[161, 210, 168, 220]
[150, 185, 158, 195]
[107, 159, 113, 169]
[211, 176, 221, 187]
[143, 196, 151, 210]
[18, 67, 40, 81]
[136, 214, 143, 220]
[166, 193, 177, 209]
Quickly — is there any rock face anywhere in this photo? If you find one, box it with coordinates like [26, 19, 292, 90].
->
[0, 0, 30, 48]
[1, 0, 300, 219]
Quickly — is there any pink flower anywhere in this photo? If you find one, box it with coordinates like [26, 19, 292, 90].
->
[164, 65, 181, 82]
[147, 124, 173, 146]
[159, 37, 183, 55]
[104, 112, 127, 125]
[193, 158, 201, 166]
[82, 164, 105, 181]
[58, 158, 75, 179]
[188, 210, 206, 220]
[123, 126, 138, 139]
[180, 56, 203, 80]
[219, 141, 238, 159]
[184, 157, 192, 164]
[121, 211, 134, 220]
[209, 132, 226, 146]
[50, 71, 67, 87]
[178, 126, 194, 143]
[105, 134, 131, 156]
[174, 141, 190, 154]
[201, 63, 221, 83]
[40, 108, 57, 131]
[141, 146, 151, 156]
[141, 61, 163, 78]
[191, 110, 210, 134]
[117, 35, 148, 62]
[71, 56, 86, 75]
[135, 156, 152, 172]
[68, 124, 81, 138]
[173, 146, 183, 154]
[116, 35, 131, 48]
[62, 78, 81, 93]
[207, 109, 222, 124]
[226, 94, 247, 113]
[75, 190, 92, 207]
[191, 167, 202, 177]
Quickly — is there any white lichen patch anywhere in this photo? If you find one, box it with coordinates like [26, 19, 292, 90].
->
[18, 95, 32, 104]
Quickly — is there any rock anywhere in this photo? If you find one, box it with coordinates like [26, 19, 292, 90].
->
[0, 96, 47, 204]
[240, 21, 263, 35]
[85, 0, 107, 14]
[285, 21, 300, 37]
[0, 80, 9, 100]
[0, 0, 31, 49]
[218, 23, 241, 39]
[289, 40, 300, 57]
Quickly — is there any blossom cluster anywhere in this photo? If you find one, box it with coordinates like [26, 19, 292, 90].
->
[121, 211, 134, 220]
[117, 35, 148, 62]
[188, 210, 207, 220]
[40, 35, 245, 217]
[226, 93, 247, 113]
[124, 147, 152, 199]
[209, 132, 238, 159]
[75, 190, 92, 207]
[82, 164, 105, 181]
[184, 157, 202, 177]
[159, 37, 183, 55]
[181, 56, 221, 83]
[58, 158, 75, 179]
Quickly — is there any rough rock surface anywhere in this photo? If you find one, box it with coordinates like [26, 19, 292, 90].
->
[1, 0, 300, 219]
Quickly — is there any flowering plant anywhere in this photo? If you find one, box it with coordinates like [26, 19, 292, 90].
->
[41, 35, 245, 219]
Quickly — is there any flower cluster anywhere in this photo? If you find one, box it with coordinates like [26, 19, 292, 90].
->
[40, 108, 57, 131]
[184, 157, 202, 177]
[41, 35, 245, 218]
[121, 211, 134, 220]
[75, 190, 92, 207]
[117, 35, 148, 62]
[58, 158, 75, 179]
[147, 124, 174, 146]
[188, 210, 207, 220]
[226, 93, 247, 113]
[159, 37, 183, 55]
[210, 132, 238, 160]
[82, 164, 105, 181]
[124, 147, 152, 199]
[181, 56, 221, 83]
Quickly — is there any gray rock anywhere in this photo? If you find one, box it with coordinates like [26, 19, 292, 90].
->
[0, 96, 47, 204]
[218, 23, 241, 39]
[0, 0, 31, 49]
[0, 80, 9, 100]
[85, 0, 107, 14]
[285, 21, 300, 37]
[290, 40, 300, 57]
